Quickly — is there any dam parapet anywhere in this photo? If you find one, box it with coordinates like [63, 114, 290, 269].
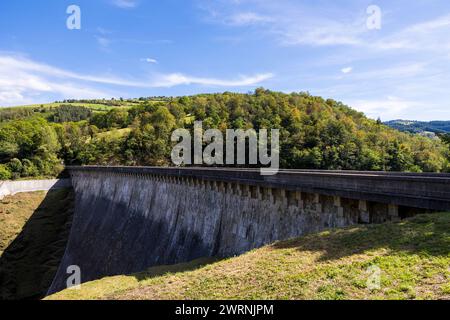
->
[0, 179, 72, 200]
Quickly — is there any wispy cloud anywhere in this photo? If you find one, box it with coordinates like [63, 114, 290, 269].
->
[341, 67, 353, 74]
[370, 14, 450, 52]
[197, 1, 450, 120]
[0, 54, 273, 105]
[94, 27, 172, 51]
[277, 17, 365, 47]
[201, 1, 367, 46]
[348, 96, 420, 120]
[151, 73, 273, 87]
[225, 12, 273, 26]
[141, 58, 158, 64]
[0, 55, 272, 88]
[112, 0, 139, 9]
[0, 55, 143, 87]
[95, 36, 112, 49]
[351, 63, 427, 81]
[0, 55, 111, 106]
[202, 1, 450, 53]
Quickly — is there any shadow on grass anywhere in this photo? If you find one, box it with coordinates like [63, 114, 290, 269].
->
[272, 213, 450, 262]
[0, 185, 74, 300]
[132, 257, 220, 282]
[130, 214, 449, 286]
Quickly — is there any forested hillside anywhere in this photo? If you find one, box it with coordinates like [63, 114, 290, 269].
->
[0, 89, 449, 180]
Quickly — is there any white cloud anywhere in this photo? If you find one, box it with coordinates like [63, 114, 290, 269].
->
[348, 96, 420, 120]
[225, 12, 273, 26]
[202, 1, 367, 47]
[371, 14, 450, 52]
[0, 55, 272, 88]
[112, 0, 138, 9]
[141, 58, 158, 64]
[341, 67, 352, 74]
[151, 73, 274, 87]
[351, 63, 427, 81]
[0, 54, 273, 105]
[0, 55, 112, 105]
[203, 1, 450, 53]
[0, 60, 111, 106]
[0, 90, 28, 106]
[96, 36, 111, 48]
[0, 55, 144, 87]
[198, 1, 450, 120]
[279, 20, 365, 47]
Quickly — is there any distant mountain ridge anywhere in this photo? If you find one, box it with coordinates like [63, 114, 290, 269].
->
[384, 120, 450, 134]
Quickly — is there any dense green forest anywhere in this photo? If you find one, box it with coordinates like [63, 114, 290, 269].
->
[0, 89, 449, 180]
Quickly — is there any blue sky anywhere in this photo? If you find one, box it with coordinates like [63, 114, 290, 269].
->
[1, 0, 449, 120]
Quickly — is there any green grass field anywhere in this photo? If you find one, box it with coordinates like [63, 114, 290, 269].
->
[94, 128, 132, 139]
[8, 102, 139, 112]
[47, 212, 450, 300]
[0, 101, 173, 119]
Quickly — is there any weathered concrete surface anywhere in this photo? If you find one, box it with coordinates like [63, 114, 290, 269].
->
[48, 172, 350, 294]
[64, 166, 450, 211]
[48, 167, 450, 294]
[0, 179, 72, 200]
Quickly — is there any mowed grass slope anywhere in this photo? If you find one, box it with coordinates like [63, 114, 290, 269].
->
[0, 190, 74, 299]
[48, 213, 450, 300]
[0, 191, 52, 253]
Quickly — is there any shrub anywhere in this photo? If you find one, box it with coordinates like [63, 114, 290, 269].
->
[0, 164, 12, 180]
[7, 158, 23, 175]
[21, 159, 38, 177]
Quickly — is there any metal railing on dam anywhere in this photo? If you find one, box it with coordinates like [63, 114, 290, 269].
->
[67, 166, 450, 211]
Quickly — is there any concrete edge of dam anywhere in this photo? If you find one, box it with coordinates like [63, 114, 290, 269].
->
[0, 179, 72, 200]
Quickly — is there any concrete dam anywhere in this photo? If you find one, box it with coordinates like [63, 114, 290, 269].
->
[48, 166, 450, 294]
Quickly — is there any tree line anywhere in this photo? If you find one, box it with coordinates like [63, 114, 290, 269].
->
[0, 89, 449, 180]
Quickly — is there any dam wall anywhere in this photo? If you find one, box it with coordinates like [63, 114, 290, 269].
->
[48, 167, 450, 294]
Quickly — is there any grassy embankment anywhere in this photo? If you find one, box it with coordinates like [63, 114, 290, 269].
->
[0, 189, 74, 299]
[48, 212, 449, 300]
